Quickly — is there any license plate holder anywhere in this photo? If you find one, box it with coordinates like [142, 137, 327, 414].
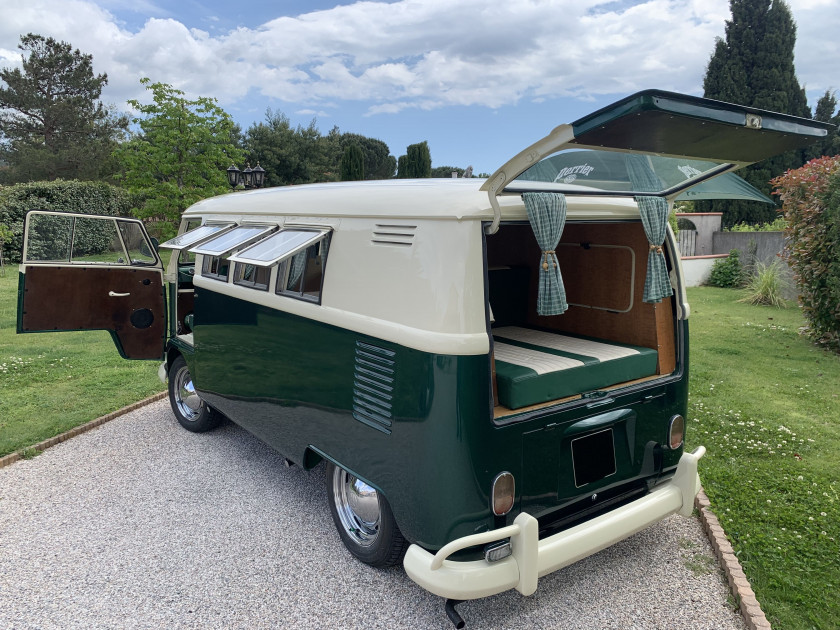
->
[571, 428, 617, 488]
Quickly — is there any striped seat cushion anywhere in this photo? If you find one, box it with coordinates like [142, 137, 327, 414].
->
[493, 326, 658, 409]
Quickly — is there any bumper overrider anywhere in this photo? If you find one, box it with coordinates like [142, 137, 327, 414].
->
[404, 446, 705, 600]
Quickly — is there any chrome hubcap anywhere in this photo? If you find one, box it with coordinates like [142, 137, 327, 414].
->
[332, 467, 381, 547]
[173, 365, 202, 420]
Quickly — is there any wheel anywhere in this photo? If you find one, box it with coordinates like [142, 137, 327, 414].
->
[326, 461, 409, 567]
[167, 355, 222, 433]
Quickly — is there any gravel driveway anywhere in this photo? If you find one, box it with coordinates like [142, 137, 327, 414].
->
[0, 400, 745, 630]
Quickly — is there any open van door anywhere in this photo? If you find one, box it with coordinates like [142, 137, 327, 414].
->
[17, 211, 166, 360]
[481, 89, 834, 231]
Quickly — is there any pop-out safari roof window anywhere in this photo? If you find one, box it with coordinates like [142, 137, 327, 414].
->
[159, 223, 235, 250]
[188, 225, 275, 257]
[227, 228, 330, 268]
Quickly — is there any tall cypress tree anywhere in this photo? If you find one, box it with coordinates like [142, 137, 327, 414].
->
[339, 143, 365, 181]
[806, 90, 840, 160]
[701, 0, 810, 227]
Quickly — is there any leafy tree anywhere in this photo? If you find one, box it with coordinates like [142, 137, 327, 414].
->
[773, 156, 840, 351]
[339, 144, 365, 181]
[700, 0, 810, 227]
[807, 90, 840, 160]
[431, 166, 465, 178]
[0, 33, 128, 183]
[397, 141, 432, 178]
[339, 133, 395, 179]
[244, 110, 337, 186]
[115, 79, 242, 238]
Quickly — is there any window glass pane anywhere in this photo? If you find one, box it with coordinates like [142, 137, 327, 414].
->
[26, 213, 73, 262]
[160, 223, 233, 250]
[70, 217, 124, 264]
[284, 250, 307, 293]
[202, 254, 231, 281]
[277, 234, 330, 302]
[514, 148, 724, 194]
[234, 229, 324, 265]
[302, 237, 329, 300]
[190, 225, 271, 255]
[117, 221, 156, 265]
[234, 262, 270, 290]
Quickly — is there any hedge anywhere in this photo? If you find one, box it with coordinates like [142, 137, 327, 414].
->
[0, 180, 136, 264]
[772, 156, 840, 352]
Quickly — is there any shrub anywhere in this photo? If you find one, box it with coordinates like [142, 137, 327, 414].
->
[772, 156, 840, 352]
[725, 217, 786, 232]
[0, 180, 135, 264]
[738, 260, 789, 308]
[708, 249, 744, 288]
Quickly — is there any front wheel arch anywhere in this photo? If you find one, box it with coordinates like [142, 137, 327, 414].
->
[167, 354, 222, 433]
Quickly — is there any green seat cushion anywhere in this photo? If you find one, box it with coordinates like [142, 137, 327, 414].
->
[493, 326, 658, 409]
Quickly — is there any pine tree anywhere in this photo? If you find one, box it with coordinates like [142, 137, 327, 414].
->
[339, 144, 365, 181]
[701, 0, 810, 227]
[0, 33, 127, 183]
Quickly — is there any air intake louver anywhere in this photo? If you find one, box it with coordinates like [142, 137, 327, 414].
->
[352, 341, 395, 434]
[371, 224, 416, 247]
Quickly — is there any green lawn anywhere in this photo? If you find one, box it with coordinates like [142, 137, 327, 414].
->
[0, 270, 164, 457]
[686, 287, 840, 630]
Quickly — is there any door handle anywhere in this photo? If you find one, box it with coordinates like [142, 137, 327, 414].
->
[108, 291, 130, 297]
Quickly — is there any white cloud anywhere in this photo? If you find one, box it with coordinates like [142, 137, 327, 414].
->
[1, 0, 837, 116]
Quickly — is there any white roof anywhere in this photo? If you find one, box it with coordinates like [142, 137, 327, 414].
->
[183, 178, 640, 222]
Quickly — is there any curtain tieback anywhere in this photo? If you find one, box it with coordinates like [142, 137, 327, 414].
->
[542, 250, 556, 271]
[649, 244, 663, 254]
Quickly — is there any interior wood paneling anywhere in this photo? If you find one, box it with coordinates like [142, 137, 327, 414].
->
[485, 221, 678, 376]
[21, 265, 165, 359]
[177, 291, 195, 333]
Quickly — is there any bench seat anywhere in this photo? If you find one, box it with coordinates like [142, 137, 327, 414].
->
[492, 326, 658, 409]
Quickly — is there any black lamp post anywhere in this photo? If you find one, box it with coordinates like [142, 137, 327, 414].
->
[227, 163, 266, 190]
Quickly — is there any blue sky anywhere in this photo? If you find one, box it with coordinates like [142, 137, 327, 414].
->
[1, 0, 837, 174]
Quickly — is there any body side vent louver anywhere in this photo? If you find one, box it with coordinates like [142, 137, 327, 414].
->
[371, 224, 416, 247]
[353, 341, 395, 434]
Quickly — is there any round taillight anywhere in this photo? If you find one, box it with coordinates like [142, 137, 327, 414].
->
[492, 472, 515, 516]
[669, 414, 685, 449]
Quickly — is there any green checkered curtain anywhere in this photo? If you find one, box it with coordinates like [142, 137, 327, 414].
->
[624, 154, 673, 304]
[524, 192, 568, 316]
[636, 196, 673, 303]
[287, 249, 307, 288]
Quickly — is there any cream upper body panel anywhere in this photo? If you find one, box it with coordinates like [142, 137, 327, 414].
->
[182, 180, 651, 356]
[182, 179, 642, 223]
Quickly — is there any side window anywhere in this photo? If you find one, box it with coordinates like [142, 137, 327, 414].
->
[24, 212, 156, 266]
[117, 221, 156, 265]
[233, 262, 270, 290]
[202, 254, 231, 281]
[178, 220, 203, 265]
[189, 224, 276, 283]
[277, 233, 331, 303]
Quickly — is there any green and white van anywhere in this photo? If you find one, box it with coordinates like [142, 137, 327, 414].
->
[17, 90, 831, 624]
